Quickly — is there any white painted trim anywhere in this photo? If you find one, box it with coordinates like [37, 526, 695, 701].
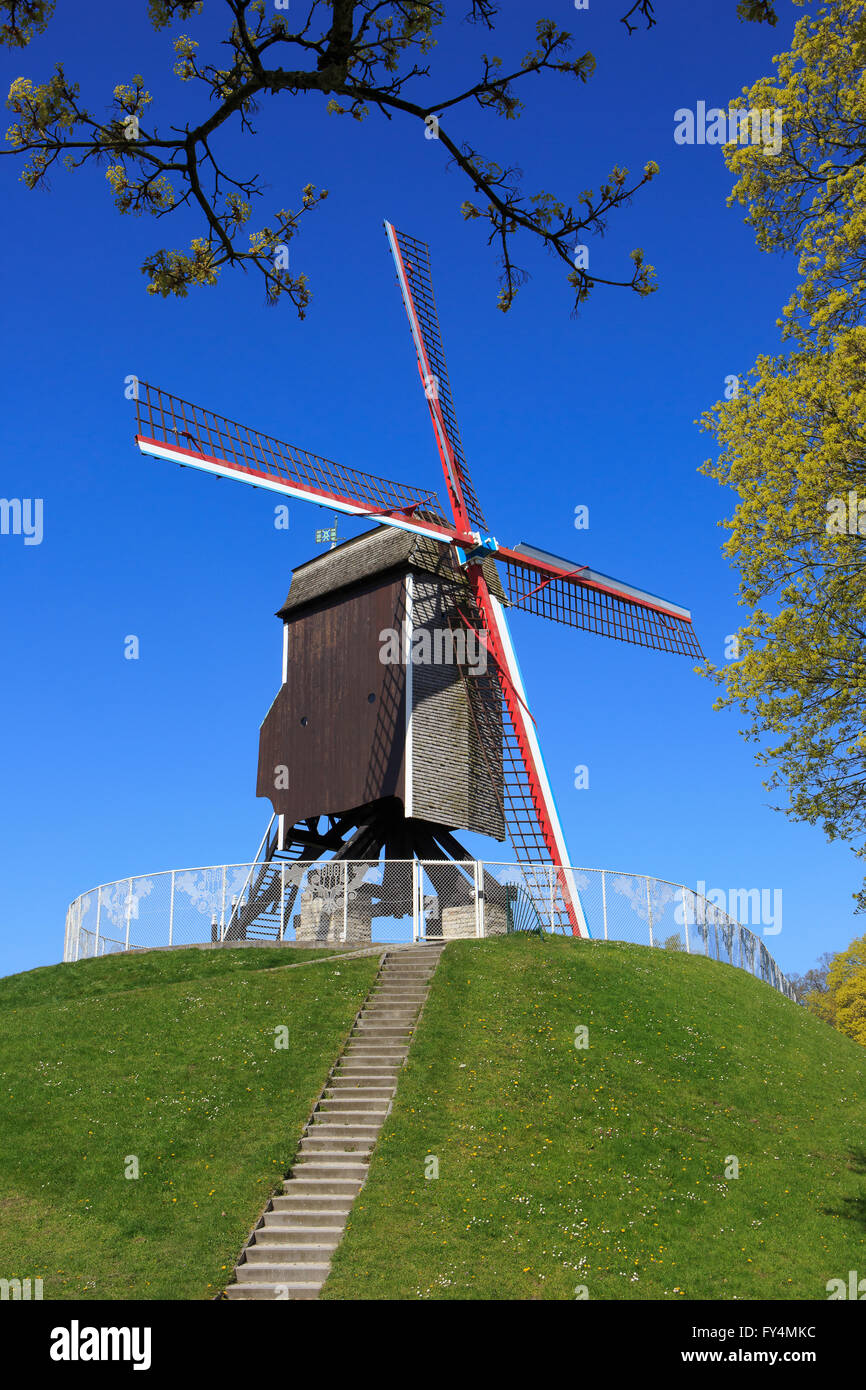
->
[404, 572, 414, 818]
[137, 439, 450, 544]
[486, 592, 589, 938]
[282, 621, 289, 685]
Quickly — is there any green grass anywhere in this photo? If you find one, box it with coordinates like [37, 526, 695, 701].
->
[322, 936, 866, 1300]
[0, 945, 378, 1300]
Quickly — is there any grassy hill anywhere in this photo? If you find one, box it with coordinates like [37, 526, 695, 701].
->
[1, 935, 864, 1301]
[0, 945, 378, 1300]
[322, 937, 866, 1301]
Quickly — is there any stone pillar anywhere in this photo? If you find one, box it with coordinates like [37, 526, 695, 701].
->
[296, 889, 372, 946]
[441, 902, 507, 939]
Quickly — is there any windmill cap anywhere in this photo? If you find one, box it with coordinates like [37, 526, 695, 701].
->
[277, 524, 505, 618]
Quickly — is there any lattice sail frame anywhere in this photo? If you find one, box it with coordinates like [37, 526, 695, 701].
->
[501, 549, 704, 658]
[385, 223, 487, 533]
[134, 380, 444, 528]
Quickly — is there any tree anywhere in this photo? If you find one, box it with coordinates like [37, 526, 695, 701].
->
[699, 0, 866, 904]
[826, 933, 866, 1044]
[2, 1, 780, 315]
[789, 949, 834, 1013]
[618, 2, 778, 35]
[797, 937, 866, 1044]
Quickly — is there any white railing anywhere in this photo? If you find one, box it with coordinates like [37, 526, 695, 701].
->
[62, 859, 795, 998]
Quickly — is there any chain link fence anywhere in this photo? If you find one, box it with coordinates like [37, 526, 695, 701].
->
[63, 860, 794, 998]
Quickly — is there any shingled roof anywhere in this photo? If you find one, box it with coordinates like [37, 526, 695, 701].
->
[277, 524, 505, 616]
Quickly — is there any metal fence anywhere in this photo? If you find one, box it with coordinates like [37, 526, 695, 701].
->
[62, 859, 794, 999]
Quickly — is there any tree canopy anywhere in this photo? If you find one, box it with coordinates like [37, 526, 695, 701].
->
[700, 0, 866, 906]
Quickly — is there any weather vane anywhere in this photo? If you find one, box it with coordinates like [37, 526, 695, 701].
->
[315, 513, 340, 550]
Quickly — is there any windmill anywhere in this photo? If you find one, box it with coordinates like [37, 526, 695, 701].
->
[133, 222, 702, 941]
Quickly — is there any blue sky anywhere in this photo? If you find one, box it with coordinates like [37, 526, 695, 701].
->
[1, 0, 854, 978]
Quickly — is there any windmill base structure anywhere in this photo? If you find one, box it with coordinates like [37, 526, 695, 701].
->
[126, 219, 703, 946]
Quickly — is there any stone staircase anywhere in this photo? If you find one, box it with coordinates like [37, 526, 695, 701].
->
[223, 941, 446, 1299]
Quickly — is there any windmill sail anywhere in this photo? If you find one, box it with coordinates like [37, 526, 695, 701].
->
[133, 380, 451, 542]
[385, 222, 487, 533]
[386, 221, 589, 935]
[455, 576, 588, 937]
[500, 542, 703, 658]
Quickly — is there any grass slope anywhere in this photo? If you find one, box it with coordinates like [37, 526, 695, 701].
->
[322, 936, 866, 1301]
[0, 946, 378, 1300]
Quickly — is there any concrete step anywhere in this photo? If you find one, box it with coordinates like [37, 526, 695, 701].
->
[262, 1208, 347, 1228]
[224, 1282, 321, 1300]
[362, 1004, 420, 1016]
[247, 1241, 338, 1263]
[254, 1224, 343, 1244]
[299, 1134, 375, 1153]
[271, 1194, 355, 1214]
[370, 986, 428, 995]
[367, 999, 424, 1009]
[369, 987, 427, 994]
[364, 1000, 422, 1011]
[317, 1093, 390, 1108]
[309, 1108, 389, 1125]
[358, 1017, 418, 1028]
[292, 1158, 369, 1178]
[337, 1061, 404, 1072]
[355, 1011, 416, 1022]
[325, 1078, 391, 1089]
[352, 1024, 414, 1036]
[236, 1261, 330, 1283]
[326, 1062, 403, 1074]
[381, 965, 436, 974]
[331, 1070, 399, 1084]
[294, 1139, 372, 1162]
[341, 1043, 408, 1057]
[303, 1121, 380, 1138]
[366, 985, 423, 993]
[315, 1104, 389, 1120]
[361, 1007, 420, 1018]
[283, 1176, 365, 1196]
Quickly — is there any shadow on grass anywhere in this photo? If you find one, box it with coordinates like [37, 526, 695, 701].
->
[823, 1149, 866, 1231]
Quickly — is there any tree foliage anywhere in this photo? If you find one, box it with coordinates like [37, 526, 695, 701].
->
[724, 0, 866, 347]
[700, 0, 866, 903]
[2, 0, 662, 314]
[798, 936, 866, 1045]
[1, 1, 781, 314]
[826, 932, 866, 1043]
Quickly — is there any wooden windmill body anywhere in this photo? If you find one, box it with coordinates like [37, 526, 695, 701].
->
[258, 525, 505, 850]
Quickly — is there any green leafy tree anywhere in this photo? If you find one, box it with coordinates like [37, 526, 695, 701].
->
[826, 933, 866, 1044]
[799, 937, 866, 1042]
[699, 0, 866, 903]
